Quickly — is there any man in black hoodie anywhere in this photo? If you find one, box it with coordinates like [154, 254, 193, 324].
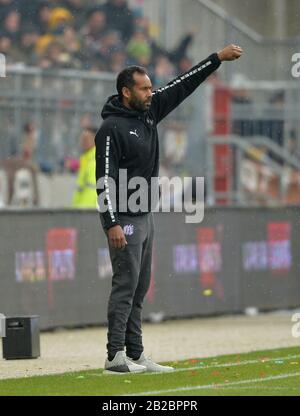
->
[95, 44, 243, 374]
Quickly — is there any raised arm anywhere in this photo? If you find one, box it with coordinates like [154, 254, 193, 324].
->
[150, 44, 243, 124]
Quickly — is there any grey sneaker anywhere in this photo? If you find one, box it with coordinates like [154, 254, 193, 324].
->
[103, 351, 146, 375]
[128, 352, 175, 373]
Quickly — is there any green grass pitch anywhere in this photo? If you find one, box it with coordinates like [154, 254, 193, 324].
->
[0, 346, 300, 396]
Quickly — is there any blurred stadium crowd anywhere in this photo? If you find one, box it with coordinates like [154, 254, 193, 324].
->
[1, 0, 300, 208]
[0, 0, 198, 207]
[0, 0, 195, 83]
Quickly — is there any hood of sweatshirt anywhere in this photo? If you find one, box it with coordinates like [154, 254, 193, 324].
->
[101, 94, 145, 120]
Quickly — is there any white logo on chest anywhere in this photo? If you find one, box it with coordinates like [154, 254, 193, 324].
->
[146, 117, 154, 126]
[129, 129, 139, 138]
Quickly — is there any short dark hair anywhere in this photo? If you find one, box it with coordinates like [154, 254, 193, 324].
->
[116, 66, 148, 98]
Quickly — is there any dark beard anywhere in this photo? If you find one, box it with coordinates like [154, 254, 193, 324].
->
[129, 96, 150, 112]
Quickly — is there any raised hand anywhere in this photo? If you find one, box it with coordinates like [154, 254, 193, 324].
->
[217, 44, 243, 61]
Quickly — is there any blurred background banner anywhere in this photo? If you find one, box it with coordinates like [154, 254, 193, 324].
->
[0, 209, 299, 330]
[1, 0, 300, 328]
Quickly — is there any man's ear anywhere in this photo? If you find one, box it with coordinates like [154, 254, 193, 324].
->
[122, 86, 131, 99]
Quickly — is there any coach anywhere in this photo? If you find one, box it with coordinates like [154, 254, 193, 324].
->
[95, 44, 243, 374]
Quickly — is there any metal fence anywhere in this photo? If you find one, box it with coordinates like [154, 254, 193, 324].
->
[0, 68, 115, 169]
[0, 66, 208, 178]
[2, 72, 300, 208]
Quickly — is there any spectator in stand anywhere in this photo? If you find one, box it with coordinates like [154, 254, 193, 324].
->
[34, 1, 52, 35]
[126, 28, 152, 67]
[0, 0, 13, 26]
[89, 59, 109, 73]
[130, 12, 196, 75]
[0, 31, 19, 63]
[35, 33, 55, 61]
[1, 0, 25, 29]
[152, 32, 195, 70]
[72, 127, 97, 208]
[177, 56, 194, 73]
[81, 7, 108, 43]
[0, 0, 195, 82]
[17, 0, 41, 27]
[109, 46, 127, 73]
[1, 0, 200, 180]
[21, 122, 38, 165]
[103, 0, 134, 42]
[48, 7, 73, 31]
[3, 9, 21, 44]
[133, 9, 151, 34]
[16, 25, 39, 65]
[97, 30, 123, 63]
[59, 0, 87, 29]
[84, 33, 123, 72]
[132, 12, 196, 71]
[80, 6, 108, 66]
[53, 24, 83, 68]
[153, 55, 175, 87]
[80, 113, 94, 129]
[0, 31, 11, 55]
[39, 39, 72, 69]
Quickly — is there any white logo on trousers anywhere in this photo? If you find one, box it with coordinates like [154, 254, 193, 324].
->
[123, 224, 134, 235]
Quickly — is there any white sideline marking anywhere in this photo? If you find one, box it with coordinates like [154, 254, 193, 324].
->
[89, 353, 300, 378]
[222, 386, 299, 390]
[124, 372, 300, 396]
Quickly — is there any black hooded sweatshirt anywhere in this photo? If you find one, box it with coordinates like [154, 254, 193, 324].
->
[95, 52, 221, 230]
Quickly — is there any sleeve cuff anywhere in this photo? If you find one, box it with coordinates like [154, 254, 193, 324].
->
[211, 52, 222, 65]
[105, 221, 120, 231]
